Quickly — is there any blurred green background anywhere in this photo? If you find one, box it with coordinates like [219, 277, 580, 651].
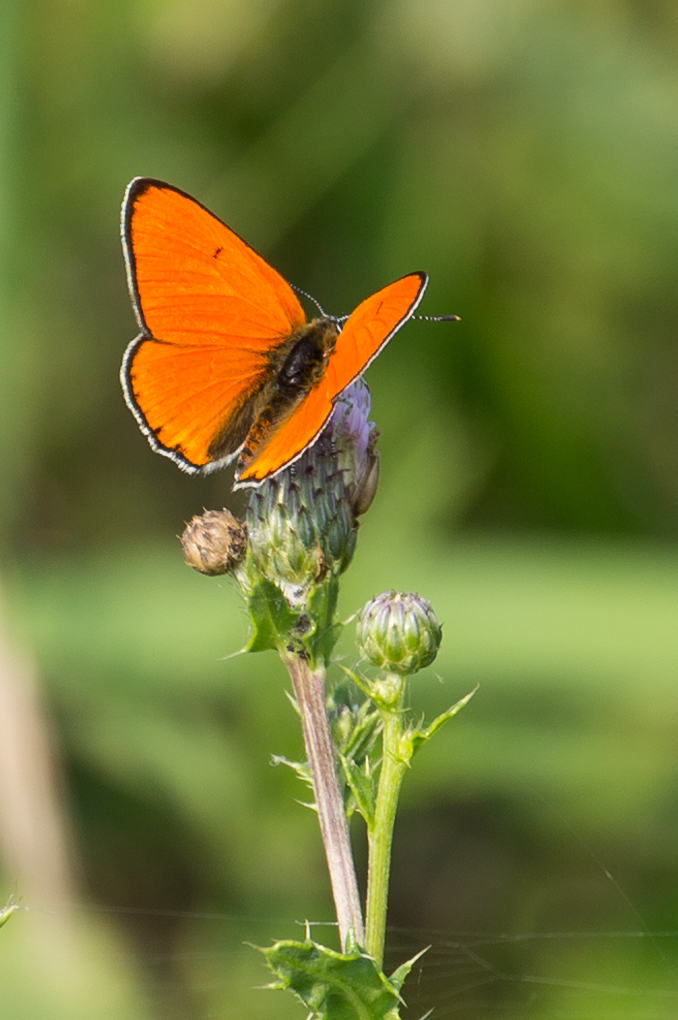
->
[1, 1, 678, 1017]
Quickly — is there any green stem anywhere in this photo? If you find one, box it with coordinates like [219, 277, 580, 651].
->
[364, 676, 409, 966]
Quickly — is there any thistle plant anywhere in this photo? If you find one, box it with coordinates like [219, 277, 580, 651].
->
[182, 379, 473, 1019]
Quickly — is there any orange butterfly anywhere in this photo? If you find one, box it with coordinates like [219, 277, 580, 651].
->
[120, 178, 428, 488]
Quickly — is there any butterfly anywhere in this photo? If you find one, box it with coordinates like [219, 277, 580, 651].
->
[120, 178, 428, 488]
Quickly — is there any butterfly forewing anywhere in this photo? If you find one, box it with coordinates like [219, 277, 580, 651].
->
[124, 179, 306, 343]
[121, 179, 307, 471]
[323, 272, 427, 395]
[236, 272, 427, 485]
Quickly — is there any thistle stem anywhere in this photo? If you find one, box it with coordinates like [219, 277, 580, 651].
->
[282, 650, 365, 950]
[365, 676, 408, 967]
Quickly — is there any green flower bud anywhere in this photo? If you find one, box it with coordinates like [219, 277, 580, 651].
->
[181, 509, 247, 576]
[356, 591, 442, 675]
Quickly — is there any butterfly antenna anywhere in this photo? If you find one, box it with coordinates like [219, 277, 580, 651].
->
[412, 314, 461, 322]
[291, 283, 327, 317]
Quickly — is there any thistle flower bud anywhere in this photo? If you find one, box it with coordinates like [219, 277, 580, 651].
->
[333, 381, 380, 517]
[181, 509, 247, 576]
[356, 591, 442, 675]
[245, 380, 378, 597]
[351, 441, 380, 518]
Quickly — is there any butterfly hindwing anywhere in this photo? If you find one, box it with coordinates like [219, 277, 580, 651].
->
[122, 338, 267, 470]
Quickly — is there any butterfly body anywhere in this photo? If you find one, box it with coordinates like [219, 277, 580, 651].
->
[229, 316, 340, 474]
[121, 178, 428, 487]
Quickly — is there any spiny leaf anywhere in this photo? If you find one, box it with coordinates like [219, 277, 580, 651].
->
[408, 686, 477, 757]
[259, 938, 407, 1019]
[303, 576, 342, 666]
[340, 754, 376, 829]
[388, 947, 428, 993]
[342, 704, 381, 764]
[329, 682, 382, 764]
[245, 579, 298, 652]
[271, 754, 313, 789]
[0, 899, 18, 929]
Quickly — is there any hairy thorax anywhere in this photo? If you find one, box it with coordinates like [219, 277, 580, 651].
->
[209, 317, 340, 467]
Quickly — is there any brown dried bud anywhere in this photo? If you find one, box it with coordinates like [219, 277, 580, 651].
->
[181, 509, 247, 576]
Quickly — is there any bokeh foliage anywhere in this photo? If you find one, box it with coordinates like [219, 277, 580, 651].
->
[2, 1, 678, 1018]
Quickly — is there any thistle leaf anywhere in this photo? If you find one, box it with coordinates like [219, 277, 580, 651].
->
[340, 754, 376, 829]
[388, 946, 428, 992]
[271, 754, 313, 789]
[0, 899, 18, 930]
[408, 686, 477, 757]
[245, 579, 298, 652]
[259, 938, 408, 1020]
[304, 576, 343, 666]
